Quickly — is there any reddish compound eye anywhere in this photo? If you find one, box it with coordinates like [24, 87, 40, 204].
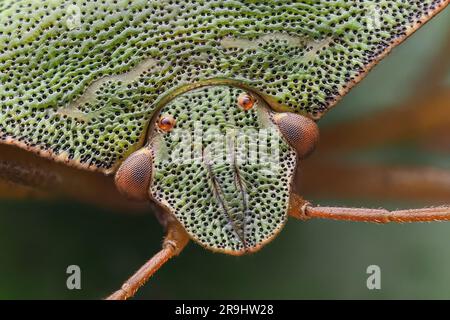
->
[158, 114, 176, 132]
[115, 148, 153, 201]
[273, 113, 319, 159]
[237, 92, 255, 111]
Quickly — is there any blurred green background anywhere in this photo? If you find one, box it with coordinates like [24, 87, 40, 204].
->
[0, 9, 449, 300]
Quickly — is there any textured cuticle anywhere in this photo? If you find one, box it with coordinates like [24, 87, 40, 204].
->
[0, 0, 445, 172]
[114, 148, 153, 201]
[149, 86, 297, 253]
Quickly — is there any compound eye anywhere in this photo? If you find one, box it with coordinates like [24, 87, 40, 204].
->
[158, 114, 176, 132]
[237, 92, 255, 111]
[273, 113, 320, 159]
[115, 148, 153, 201]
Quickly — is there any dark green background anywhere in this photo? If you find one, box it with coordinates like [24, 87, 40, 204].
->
[0, 9, 449, 299]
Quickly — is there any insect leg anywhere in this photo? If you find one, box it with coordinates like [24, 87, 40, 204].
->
[106, 219, 189, 300]
[289, 195, 450, 223]
[317, 89, 450, 153]
[300, 162, 450, 203]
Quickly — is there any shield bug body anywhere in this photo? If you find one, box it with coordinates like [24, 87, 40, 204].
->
[0, 0, 448, 299]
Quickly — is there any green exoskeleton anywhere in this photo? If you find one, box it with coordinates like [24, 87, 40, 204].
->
[0, 0, 448, 299]
[115, 86, 318, 255]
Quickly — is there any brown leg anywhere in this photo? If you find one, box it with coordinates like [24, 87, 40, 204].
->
[0, 178, 50, 200]
[0, 144, 148, 212]
[317, 88, 450, 153]
[106, 220, 189, 300]
[300, 161, 450, 203]
[289, 194, 450, 223]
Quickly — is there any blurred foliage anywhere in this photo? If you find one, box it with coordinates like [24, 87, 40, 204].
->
[0, 9, 449, 299]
